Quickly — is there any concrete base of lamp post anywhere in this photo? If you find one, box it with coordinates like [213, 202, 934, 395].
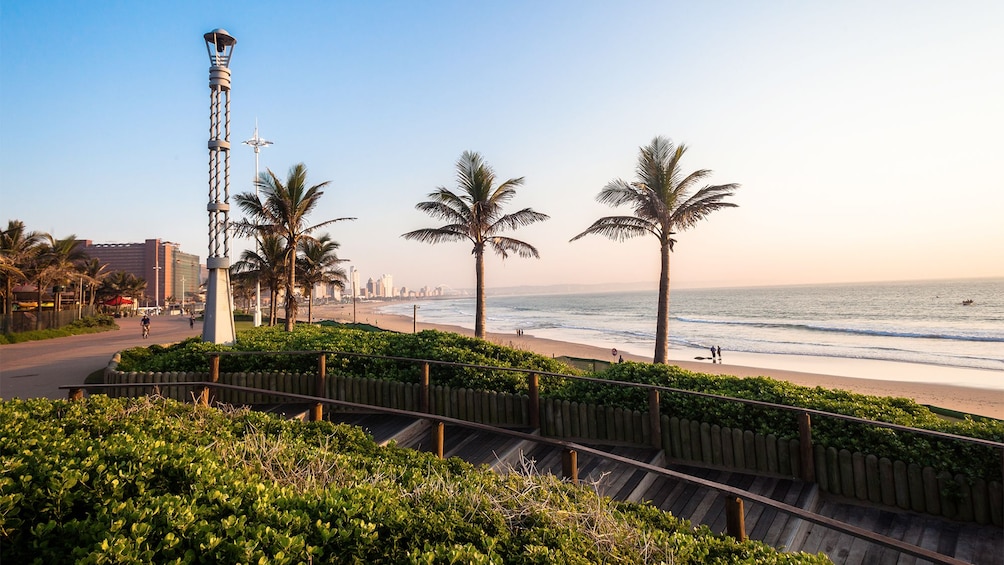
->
[202, 266, 236, 345]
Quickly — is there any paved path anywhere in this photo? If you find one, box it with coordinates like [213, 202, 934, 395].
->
[1, 316, 202, 400]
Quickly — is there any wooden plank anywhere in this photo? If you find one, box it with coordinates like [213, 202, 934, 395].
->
[711, 425, 723, 465]
[852, 451, 868, 501]
[755, 433, 768, 473]
[732, 428, 745, 469]
[688, 489, 721, 525]
[908, 463, 926, 514]
[922, 466, 941, 517]
[778, 437, 792, 477]
[743, 430, 757, 471]
[858, 510, 898, 565]
[690, 420, 702, 461]
[839, 449, 855, 498]
[680, 419, 693, 461]
[669, 417, 682, 458]
[720, 426, 734, 467]
[766, 434, 778, 474]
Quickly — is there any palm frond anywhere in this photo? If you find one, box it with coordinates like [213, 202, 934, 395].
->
[487, 208, 550, 234]
[570, 216, 659, 242]
[401, 227, 470, 245]
[489, 236, 540, 260]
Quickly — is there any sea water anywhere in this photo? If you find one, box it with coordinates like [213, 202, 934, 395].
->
[377, 278, 1004, 376]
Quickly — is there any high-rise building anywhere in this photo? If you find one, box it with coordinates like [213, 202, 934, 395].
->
[381, 274, 394, 298]
[78, 239, 201, 308]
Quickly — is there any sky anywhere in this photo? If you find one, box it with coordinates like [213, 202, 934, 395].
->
[2, 1, 1002, 292]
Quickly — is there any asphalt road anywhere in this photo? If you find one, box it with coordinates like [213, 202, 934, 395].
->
[0, 315, 203, 400]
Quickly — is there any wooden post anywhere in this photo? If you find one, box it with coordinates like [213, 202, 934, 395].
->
[648, 388, 661, 449]
[420, 363, 430, 413]
[432, 421, 444, 459]
[68, 388, 84, 401]
[798, 412, 815, 483]
[725, 496, 747, 541]
[528, 372, 540, 430]
[562, 449, 578, 485]
[311, 353, 326, 422]
[201, 355, 220, 406]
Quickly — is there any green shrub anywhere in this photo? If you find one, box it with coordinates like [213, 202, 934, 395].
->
[114, 326, 1004, 483]
[0, 397, 830, 564]
[554, 362, 1004, 481]
[0, 315, 117, 344]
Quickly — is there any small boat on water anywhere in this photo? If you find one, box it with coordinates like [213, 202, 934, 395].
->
[962, 299, 974, 305]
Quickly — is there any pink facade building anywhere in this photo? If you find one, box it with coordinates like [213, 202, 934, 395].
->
[78, 239, 201, 307]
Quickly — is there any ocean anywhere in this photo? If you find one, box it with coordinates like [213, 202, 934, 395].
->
[377, 278, 1004, 387]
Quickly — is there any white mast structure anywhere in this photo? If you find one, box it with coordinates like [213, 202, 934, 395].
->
[202, 28, 237, 344]
[243, 123, 272, 327]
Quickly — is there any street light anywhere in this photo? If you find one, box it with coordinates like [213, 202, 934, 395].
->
[243, 122, 272, 328]
[202, 28, 237, 344]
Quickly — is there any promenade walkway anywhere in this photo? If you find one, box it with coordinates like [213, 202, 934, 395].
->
[0, 315, 201, 400]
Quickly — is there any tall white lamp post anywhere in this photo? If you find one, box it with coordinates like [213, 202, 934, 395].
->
[202, 28, 237, 344]
[243, 123, 272, 327]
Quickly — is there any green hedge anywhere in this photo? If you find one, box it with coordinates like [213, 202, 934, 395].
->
[118, 324, 576, 393]
[0, 396, 830, 564]
[115, 325, 1004, 482]
[554, 362, 1004, 481]
[0, 315, 117, 344]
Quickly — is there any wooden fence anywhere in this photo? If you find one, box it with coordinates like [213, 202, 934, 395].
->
[104, 356, 1004, 527]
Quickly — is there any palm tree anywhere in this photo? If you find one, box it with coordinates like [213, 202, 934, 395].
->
[297, 233, 346, 324]
[571, 137, 739, 364]
[1, 220, 44, 329]
[80, 258, 110, 308]
[43, 235, 89, 305]
[402, 151, 549, 338]
[233, 163, 354, 331]
[232, 234, 287, 326]
[98, 271, 147, 315]
[27, 235, 88, 329]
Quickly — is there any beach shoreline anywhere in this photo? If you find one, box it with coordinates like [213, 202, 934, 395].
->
[308, 301, 1004, 420]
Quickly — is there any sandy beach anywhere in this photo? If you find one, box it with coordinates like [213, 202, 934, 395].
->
[308, 301, 1004, 420]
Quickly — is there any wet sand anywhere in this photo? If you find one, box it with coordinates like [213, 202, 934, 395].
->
[308, 301, 1004, 420]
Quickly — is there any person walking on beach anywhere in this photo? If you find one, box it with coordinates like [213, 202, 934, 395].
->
[710, 345, 717, 363]
[716, 345, 722, 363]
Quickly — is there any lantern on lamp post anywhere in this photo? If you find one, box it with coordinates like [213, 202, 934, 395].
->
[202, 28, 237, 344]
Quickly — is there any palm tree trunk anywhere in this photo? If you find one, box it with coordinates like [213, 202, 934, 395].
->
[474, 248, 486, 339]
[285, 254, 297, 331]
[271, 288, 278, 326]
[654, 240, 671, 364]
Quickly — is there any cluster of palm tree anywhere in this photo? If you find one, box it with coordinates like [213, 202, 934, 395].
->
[232, 163, 353, 330]
[404, 137, 739, 363]
[0, 220, 151, 331]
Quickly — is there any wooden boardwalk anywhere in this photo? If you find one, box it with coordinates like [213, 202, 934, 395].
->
[325, 412, 1004, 565]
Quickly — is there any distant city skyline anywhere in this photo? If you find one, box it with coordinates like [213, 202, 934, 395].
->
[2, 2, 1001, 291]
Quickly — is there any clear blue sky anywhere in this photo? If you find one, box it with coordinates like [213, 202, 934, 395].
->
[3, 1, 1002, 291]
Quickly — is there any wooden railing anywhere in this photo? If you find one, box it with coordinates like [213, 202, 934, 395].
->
[100, 349, 1004, 527]
[63, 380, 971, 565]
